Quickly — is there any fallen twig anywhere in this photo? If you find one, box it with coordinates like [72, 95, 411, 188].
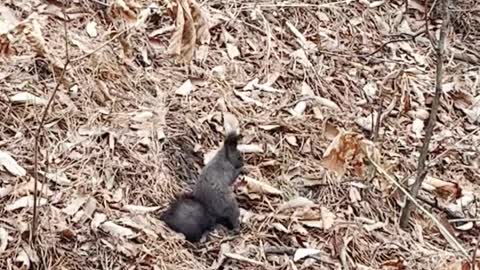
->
[367, 156, 470, 259]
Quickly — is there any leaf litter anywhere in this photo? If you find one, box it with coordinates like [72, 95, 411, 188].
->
[0, 0, 479, 269]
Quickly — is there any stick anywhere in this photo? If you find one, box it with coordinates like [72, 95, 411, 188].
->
[367, 157, 469, 259]
[31, 3, 70, 243]
[399, 0, 450, 229]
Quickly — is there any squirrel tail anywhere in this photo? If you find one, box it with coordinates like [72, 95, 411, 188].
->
[223, 131, 241, 155]
[160, 193, 215, 242]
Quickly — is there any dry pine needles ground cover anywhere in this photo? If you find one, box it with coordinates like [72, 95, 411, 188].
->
[0, 0, 479, 269]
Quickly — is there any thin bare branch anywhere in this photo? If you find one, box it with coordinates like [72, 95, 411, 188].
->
[399, 0, 450, 229]
[31, 2, 70, 243]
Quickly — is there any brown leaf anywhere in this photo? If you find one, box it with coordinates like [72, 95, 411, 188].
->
[381, 258, 406, 270]
[321, 131, 365, 176]
[167, 0, 209, 63]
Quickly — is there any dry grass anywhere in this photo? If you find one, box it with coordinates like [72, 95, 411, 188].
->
[0, 0, 479, 269]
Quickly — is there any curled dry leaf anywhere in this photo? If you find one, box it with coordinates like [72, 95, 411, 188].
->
[321, 131, 365, 176]
[278, 196, 316, 212]
[9, 92, 47, 106]
[244, 176, 283, 195]
[175, 79, 194, 96]
[5, 195, 47, 211]
[101, 221, 136, 239]
[294, 248, 321, 262]
[0, 151, 26, 177]
[167, 0, 210, 63]
[0, 227, 7, 252]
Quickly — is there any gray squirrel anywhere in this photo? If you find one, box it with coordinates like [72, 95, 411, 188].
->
[161, 114, 243, 242]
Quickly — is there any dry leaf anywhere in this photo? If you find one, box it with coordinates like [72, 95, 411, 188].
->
[278, 197, 316, 212]
[91, 213, 107, 230]
[314, 97, 340, 111]
[363, 82, 377, 97]
[167, 0, 208, 63]
[175, 79, 194, 96]
[355, 113, 377, 132]
[0, 185, 13, 198]
[244, 176, 282, 195]
[0, 227, 7, 252]
[411, 118, 424, 138]
[259, 124, 280, 131]
[349, 187, 362, 203]
[226, 43, 240, 59]
[0, 151, 26, 176]
[15, 250, 30, 269]
[237, 144, 263, 153]
[123, 205, 160, 214]
[285, 135, 298, 146]
[320, 206, 335, 230]
[364, 221, 386, 232]
[233, 90, 263, 106]
[321, 131, 365, 175]
[45, 171, 72, 186]
[294, 248, 321, 262]
[290, 101, 307, 116]
[272, 222, 289, 233]
[85, 21, 97, 37]
[63, 196, 88, 216]
[291, 49, 312, 67]
[15, 177, 53, 197]
[131, 111, 153, 122]
[5, 195, 47, 211]
[101, 221, 136, 238]
[0, 5, 19, 34]
[224, 252, 264, 266]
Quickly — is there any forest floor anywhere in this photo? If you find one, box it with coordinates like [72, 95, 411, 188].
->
[0, 0, 480, 269]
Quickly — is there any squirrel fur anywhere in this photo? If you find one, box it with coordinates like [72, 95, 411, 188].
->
[161, 130, 243, 242]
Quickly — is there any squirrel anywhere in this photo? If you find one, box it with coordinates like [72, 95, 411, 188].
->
[161, 113, 243, 242]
